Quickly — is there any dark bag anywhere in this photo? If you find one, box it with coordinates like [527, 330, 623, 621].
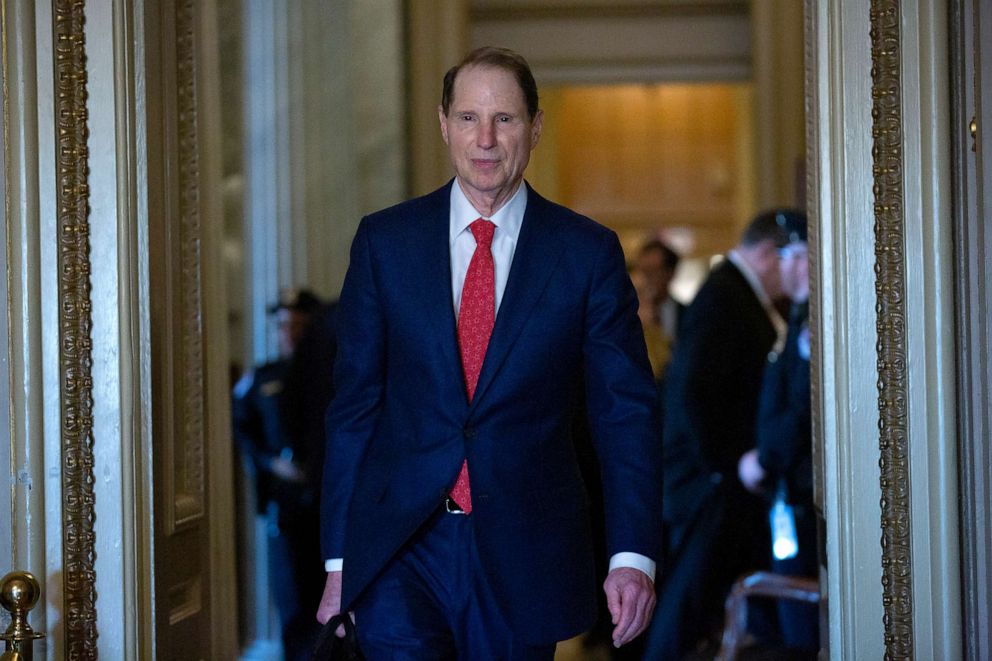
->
[311, 613, 364, 661]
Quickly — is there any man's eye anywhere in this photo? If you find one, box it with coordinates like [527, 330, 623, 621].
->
[497, 115, 512, 122]
[459, 114, 475, 121]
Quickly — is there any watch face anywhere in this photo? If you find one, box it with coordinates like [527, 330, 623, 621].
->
[798, 327, 811, 362]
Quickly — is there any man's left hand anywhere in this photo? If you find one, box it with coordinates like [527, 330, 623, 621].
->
[604, 566, 656, 647]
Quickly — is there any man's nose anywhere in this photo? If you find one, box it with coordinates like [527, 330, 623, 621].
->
[476, 121, 496, 148]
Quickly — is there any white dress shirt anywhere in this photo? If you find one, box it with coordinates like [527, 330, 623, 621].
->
[328, 179, 656, 582]
[449, 178, 526, 315]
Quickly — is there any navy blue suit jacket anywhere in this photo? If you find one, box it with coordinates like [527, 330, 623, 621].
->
[320, 181, 662, 644]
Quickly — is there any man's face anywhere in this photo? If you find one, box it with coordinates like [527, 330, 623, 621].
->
[778, 241, 809, 303]
[636, 249, 674, 305]
[276, 309, 310, 357]
[438, 65, 542, 207]
[750, 239, 785, 301]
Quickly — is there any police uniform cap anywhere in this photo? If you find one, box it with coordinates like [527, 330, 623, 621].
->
[774, 210, 807, 244]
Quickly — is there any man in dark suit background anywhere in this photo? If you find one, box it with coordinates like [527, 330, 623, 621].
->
[282, 299, 338, 497]
[232, 288, 325, 660]
[315, 47, 663, 658]
[644, 210, 802, 658]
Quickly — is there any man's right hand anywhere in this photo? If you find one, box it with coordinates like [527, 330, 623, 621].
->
[316, 571, 350, 637]
[738, 448, 768, 494]
[270, 455, 307, 483]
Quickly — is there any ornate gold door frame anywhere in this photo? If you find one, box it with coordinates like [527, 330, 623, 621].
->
[808, 0, 962, 658]
[52, 1, 98, 655]
[3, 0, 235, 657]
[867, 3, 914, 656]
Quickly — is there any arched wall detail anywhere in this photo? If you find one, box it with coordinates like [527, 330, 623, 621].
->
[813, 1, 961, 658]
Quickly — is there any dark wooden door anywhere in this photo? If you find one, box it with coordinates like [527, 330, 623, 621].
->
[146, 1, 225, 657]
[951, 0, 992, 658]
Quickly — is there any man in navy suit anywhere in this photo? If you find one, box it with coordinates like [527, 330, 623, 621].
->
[316, 46, 663, 658]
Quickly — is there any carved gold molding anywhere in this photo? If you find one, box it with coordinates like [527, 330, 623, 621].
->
[168, 0, 206, 531]
[802, 10, 828, 654]
[803, 0, 823, 518]
[53, 0, 98, 657]
[869, 1, 913, 658]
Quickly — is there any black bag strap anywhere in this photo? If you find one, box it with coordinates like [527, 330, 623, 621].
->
[311, 613, 362, 660]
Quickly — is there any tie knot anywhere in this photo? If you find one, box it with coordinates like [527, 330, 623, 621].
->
[470, 219, 495, 249]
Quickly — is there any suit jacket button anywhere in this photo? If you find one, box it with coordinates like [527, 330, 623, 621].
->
[463, 426, 476, 439]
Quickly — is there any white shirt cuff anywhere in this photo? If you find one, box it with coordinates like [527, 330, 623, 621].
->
[325, 558, 343, 572]
[608, 552, 655, 582]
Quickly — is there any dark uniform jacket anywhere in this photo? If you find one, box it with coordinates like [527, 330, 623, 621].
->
[756, 302, 812, 504]
[233, 360, 315, 513]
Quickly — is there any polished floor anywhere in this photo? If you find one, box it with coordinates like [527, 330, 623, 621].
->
[556, 635, 611, 660]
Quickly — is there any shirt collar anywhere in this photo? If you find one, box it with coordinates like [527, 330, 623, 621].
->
[449, 178, 527, 245]
[727, 249, 772, 308]
[727, 249, 788, 352]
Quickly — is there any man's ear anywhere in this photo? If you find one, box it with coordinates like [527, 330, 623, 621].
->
[438, 106, 449, 145]
[530, 109, 544, 148]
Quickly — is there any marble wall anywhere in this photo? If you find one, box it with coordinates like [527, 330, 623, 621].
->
[228, 0, 407, 366]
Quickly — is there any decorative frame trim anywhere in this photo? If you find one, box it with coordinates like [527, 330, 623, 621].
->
[803, 0, 823, 517]
[869, 1, 913, 658]
[171, 0, 206, 531]
[159, 0, 206, 536]
[803, 4, 829, 653]
[53, 0, 98, 656]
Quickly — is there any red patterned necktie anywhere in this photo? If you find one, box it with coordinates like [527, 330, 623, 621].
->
[450, 219, 496, 514]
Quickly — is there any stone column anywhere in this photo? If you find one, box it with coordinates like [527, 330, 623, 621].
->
[406, 0, 469, 197]
[751, 0, 806, 211]
[240, 0, 406, 364]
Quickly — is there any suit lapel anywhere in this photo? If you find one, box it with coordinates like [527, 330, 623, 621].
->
[416, 182, 466, 402]
[723, 261, 777, 346]
[470, 186, 566, 409]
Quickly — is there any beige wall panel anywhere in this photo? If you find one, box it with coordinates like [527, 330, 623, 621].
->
[549, 83, 749, 257]
[472, 5, 751, 84]
[525, 86, 563, 202]
[751, 0, 806, 209]
[407, 1, 470, 196]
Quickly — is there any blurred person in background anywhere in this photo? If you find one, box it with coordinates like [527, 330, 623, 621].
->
[645, 210, 801, 658]
[232, 287, 324, 660]
[738, 215, 818, 653]
[636, 238, 683, 350]
[630, 239, 681, 383]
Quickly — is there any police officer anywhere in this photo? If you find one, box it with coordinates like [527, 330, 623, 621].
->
[738, 213, 818, 651]
[232, 288, 323, 660]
